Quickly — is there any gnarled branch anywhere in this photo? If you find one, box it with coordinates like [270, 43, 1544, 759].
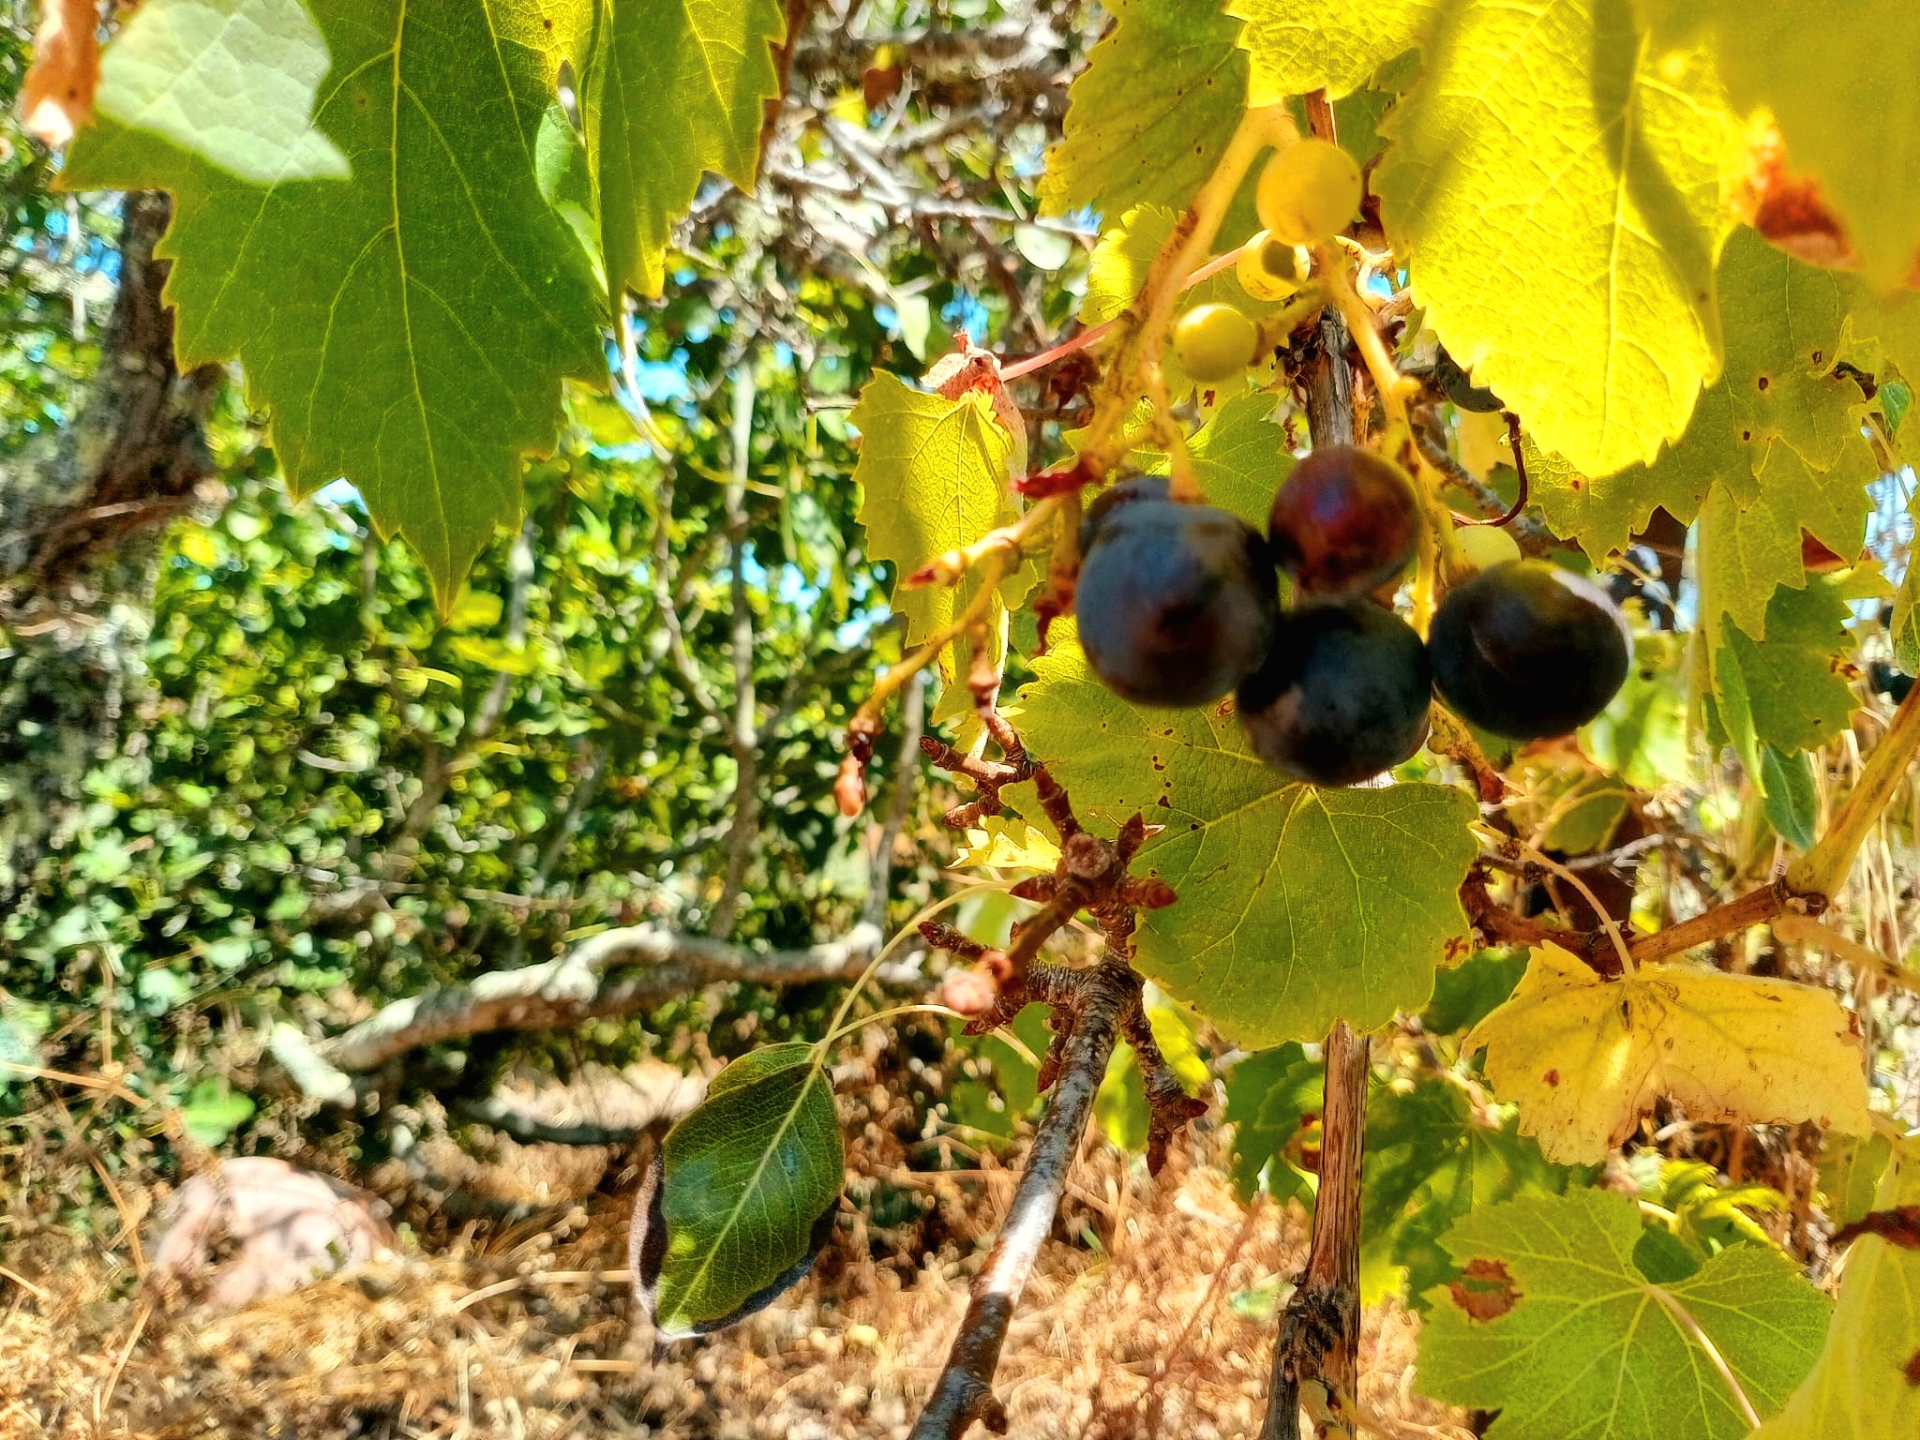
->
[271, 921, 891, 1102]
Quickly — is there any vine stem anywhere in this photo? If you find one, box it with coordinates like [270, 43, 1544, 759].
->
[848, 549, 1014, 735]
[1262, 1021, 1370, 1440]
[1788, 676, 1920, 898]
[1263, 91, 1370, 1440]
[909, 960, 1139, 1439]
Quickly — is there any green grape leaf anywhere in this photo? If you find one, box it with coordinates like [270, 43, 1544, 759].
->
[1699, 4, 1920, 292]
[1896, 563, 1920, 674]
[1421, 948, 1529, 1036]
[1759, 746, 1818, 850]
[1223, 1043, 1322, 1205]
[84, 0, 349, 183]
[1752, 1145, 1920, 1440]
[850, 372, 1030, 691]
[63, 0, 609, 603]
[1376, 0, 1746, 478]
[948, 1004, 1051, 1141]
[1020, 628, 1478, 1047]
[1694, 439, 1872, 643]
[582, 0, 785, 299]
[1581, 634, 1691, 793]
[635, 1042, 843, 1339]
[1229, 0, 1440, 105]
[1145, 389, 1293, 530]
[1419, 1189, 1831, 1440]
[1706, 575, 1861, 764]
[1531, 230, 1868, 564]
[1039, 0, 1247, 220]
[1817, 1129, 1894, 1230]
[1363, 1078, 1581, 1306]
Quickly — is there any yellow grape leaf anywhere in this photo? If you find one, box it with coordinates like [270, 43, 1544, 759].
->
[849, 371, 1032, 702]
[1751, 1137, 1920, 1440]
[1467, 945, 1870, 1164]
[953, 815, 1060, 873]
[1229, 0, 1440, 105]
[1376, 0, 1747, 478]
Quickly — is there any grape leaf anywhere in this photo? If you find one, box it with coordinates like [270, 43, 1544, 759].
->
[1019, 628, 1477, 1047]
[1467, 944, 1871, 1164]
[1421, 948, 1529, 1036]
[63, 0, 609, 602]
[636, 1042, 843, 1338]
[1581, 634, 1691, 794]
[1706, 576, 1860, 764]
[1224, 1043, 1322, 1203]
[1817, 1129, 1894, 1230]
[1895, 558, 1920, 673]
[1363, 1078, 1582, 1306]
[1531, 230, 1869, 564]
[1147, 389, 1294, 530]
[1751, 1143, 1920, 1440]
[1376, 0, 1747, 478]
[83, 0, 349, 184]
[1229, 0, 1440, 105]
[1039, 0, 1247, 220]
[582, 0, 785, 299]
[1698, 3, 1920, 292]
[1758, 746, 1818, 850]
[1419, 1188, 1831, 1440]
[849, 372, 1030, 693]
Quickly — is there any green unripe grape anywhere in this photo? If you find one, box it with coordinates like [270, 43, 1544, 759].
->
[1257, 139, 1363, 246]
[1172, 302, 1259, 384]
[1455, 523, 1522, 572]
[1236, 230, 1310, 303]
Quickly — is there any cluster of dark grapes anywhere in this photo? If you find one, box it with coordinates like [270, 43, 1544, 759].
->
[1074, 448, 1631, 787]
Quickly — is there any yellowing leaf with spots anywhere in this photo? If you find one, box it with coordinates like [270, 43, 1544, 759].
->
[1376, 0, 1747, 478]
[1467, 945, 1870, 1164]
[1020, 628, 1478, 1047]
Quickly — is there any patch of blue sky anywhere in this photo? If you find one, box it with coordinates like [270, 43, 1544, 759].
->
[941, 292, 990, 344]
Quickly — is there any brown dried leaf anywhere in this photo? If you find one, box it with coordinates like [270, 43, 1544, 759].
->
[19, 0, 100, 147]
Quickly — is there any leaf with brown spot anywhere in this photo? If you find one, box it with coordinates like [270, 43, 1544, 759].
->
[1447, 1257, 1519, 1322]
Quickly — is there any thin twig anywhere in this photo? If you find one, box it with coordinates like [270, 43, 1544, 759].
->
[909, 961, 1140, 1439]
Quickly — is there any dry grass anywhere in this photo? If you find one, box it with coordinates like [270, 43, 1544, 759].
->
[1, 1117, 1461, 1440]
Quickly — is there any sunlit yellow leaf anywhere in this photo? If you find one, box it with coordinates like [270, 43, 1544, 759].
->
[1467, 944, 1870, 1164]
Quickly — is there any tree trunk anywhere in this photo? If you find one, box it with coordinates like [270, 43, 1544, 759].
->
[0, 191, 222, 905]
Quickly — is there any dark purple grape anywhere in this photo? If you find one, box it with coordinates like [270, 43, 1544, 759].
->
[1237, 601, 1432, 786]
[1269, 445, 1420, 599]
[1076, 496, 1278, 708]
[1428, 560, 1630, 739]
[1080, 474, 1172, 551]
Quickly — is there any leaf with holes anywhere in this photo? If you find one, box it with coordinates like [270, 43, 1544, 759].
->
[1419, 1189, 1831, 1440]
[1020, 626, 1477, 1047]
[63, 0, 609, 603]
[1466, 945, 1870, 1165]
[632, 1042, 843, 1339]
